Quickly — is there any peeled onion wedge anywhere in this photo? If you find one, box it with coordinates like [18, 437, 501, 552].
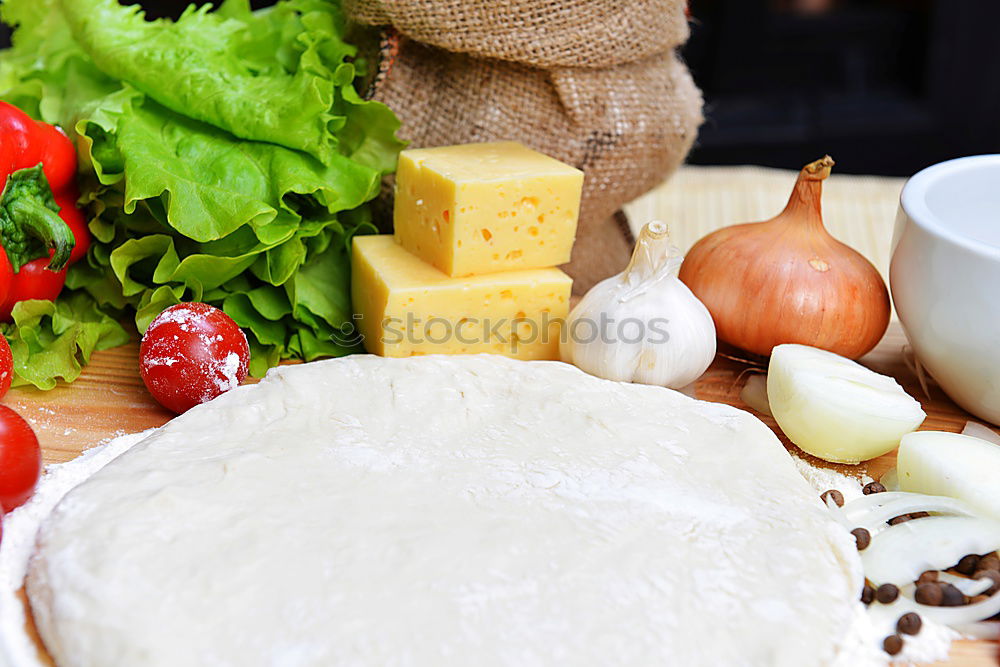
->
[767, 344, 925, 463]
[898, 430, 1000, 519]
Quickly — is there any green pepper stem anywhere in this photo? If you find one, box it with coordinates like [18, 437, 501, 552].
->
[7, 197, 75, 271]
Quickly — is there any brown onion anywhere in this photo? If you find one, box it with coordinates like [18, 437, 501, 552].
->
[678, 156, 890, 359]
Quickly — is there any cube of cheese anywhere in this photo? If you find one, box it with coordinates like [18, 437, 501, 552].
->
[352, 235, 572, 360]
[394, 142, 583, 277]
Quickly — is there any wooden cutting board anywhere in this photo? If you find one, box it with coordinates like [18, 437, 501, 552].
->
[7, 323, 998, 666]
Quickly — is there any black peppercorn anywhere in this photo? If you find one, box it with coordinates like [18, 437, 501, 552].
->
[820, 489, 844, 507]
[955, 554, 981, 575]
[876, 583, 899, 604]
[914, 583, 943, 606]
[939, 583, 965, 607]
[851, 527, 871, 551]
[862, 481, 886, 495]
[897, 612, 922, 636]
[979, 553, 999, 571]
[882, 634, 903, 656]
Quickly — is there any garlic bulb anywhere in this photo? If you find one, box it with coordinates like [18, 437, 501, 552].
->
[560, 221, 716, 388]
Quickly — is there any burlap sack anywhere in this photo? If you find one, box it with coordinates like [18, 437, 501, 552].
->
[345, 0, 691, 68]
[351, 2, 702, 294]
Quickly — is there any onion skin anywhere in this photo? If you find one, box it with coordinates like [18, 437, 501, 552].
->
[678, 156, 890, 359]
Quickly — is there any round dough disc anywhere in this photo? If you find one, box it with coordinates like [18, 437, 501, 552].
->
[28, 356, 860, 666]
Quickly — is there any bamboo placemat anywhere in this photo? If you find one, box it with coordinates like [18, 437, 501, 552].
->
[624, 164, 908, 287]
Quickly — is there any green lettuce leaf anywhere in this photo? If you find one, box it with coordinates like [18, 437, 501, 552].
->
[77, 90, 382, 243]
[0, 0, 405, 389]
[3, 294, 129, 390]
[56, 0, 340, 162]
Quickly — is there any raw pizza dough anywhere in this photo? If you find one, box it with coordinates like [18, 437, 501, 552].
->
[28, 355, 862, 666]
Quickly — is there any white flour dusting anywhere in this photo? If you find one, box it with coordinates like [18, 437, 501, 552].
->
[215, 352, 242, 393]
[0, 431, 152, 667]
[792, 456, 960, 665]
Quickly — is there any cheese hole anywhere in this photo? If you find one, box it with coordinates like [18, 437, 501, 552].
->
[529, 227, 539, 236]
[442, 210, 450, 223]
[513, 316, 532, 341]
[537, 214, 545, 223]
[518, 196, 540, 209]
[505, 249, 523, 260]
[500, 290, 513, 299]
[481, 228, 492, 241]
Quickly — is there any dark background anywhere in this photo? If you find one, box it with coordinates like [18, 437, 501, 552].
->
[3, 0, 998, 176]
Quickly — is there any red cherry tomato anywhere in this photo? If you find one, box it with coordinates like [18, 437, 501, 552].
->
[0, 405, 41, 512]
[54, 192, 91, 265]
[139, 303, 250, 414]
[0, 335, 12, 400]
[0, 253, 66, 320]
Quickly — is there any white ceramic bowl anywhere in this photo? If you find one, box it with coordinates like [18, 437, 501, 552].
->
[891, 155, 1000, 425]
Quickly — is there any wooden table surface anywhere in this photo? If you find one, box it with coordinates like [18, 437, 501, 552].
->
[8, 323, 999, 666]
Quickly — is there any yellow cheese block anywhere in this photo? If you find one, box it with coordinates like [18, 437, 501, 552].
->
[394, 142, 583, 277]
[352, 235, 572, 360]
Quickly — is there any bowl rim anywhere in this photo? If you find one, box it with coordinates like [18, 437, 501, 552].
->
[900, 154, 1000, 260]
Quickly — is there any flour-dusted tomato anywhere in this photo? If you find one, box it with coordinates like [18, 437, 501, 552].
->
[0, 405, 41, 512]
[139, 303, 250, 414]
[0, 335, 12, 399]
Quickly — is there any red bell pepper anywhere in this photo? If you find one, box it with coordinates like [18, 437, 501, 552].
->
[0, 100, 90, 319]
